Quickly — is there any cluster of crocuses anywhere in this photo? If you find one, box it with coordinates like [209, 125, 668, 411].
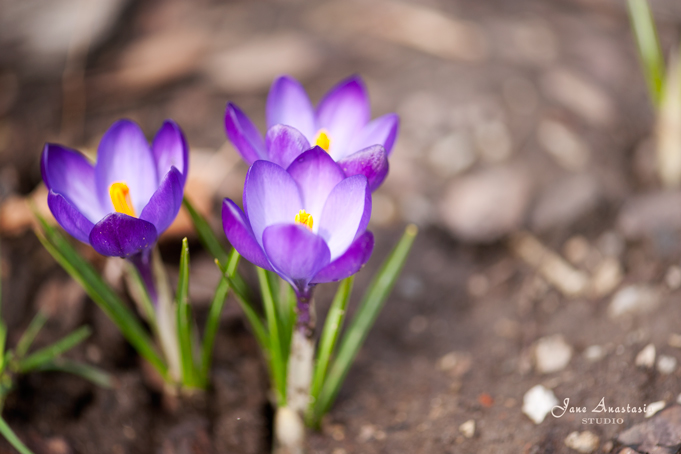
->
[39, 75, 411, 451]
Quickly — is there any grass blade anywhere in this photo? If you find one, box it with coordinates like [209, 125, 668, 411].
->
[257, 267, 286, 405]
[312, 225, 418, 424]
[33, 211, 167, 378]
[34, 357, 113, 388]
[0, 417, 34, 454]
[15, 312, 48, 358]
[223, 271, 269, 351]
[176, 238, 197, 386]
[18, 326, 91, 373]
[627, 0, 665, 107]
[200, 249, 240, 384]
[307, 276, 354, 421]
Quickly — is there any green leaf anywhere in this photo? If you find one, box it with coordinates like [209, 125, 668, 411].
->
[223, 271, 269, 352]
[15, 311, 48, 359]
[627, 0, 666, 107]
[18, 326, 91, 373]
[125, 263, 157, 331]
[32, 211, 168, 379]
[200, 248, 240, 384]
[307, 276, 354, 422]
[257, 267, 286, 405]
[34, 357, 113, 388]
[312, 225, 418, 425]
[0, 417, 34, 454]
[176, 238, 197, 386]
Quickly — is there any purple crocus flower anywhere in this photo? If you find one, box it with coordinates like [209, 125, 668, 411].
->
[222, 146, 374, 304]
[41, 119, 188, 297]
[224, 75, 399, 191]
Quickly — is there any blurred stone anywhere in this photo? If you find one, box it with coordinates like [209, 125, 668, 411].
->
[537, 120, 591, 171]
[440, 166, 532, 243]
[646, 401, 667, 418]
[665, 266, 681, 290]
[636, 344, 656, 368]
[669, 334, 681, 349]
[459, 420, 475, 438]
[522, 384, 557, 424]
[564, 431, 599, 453]
[205, 33, 322, 93]
[590, 258, 623, 298]
[530, 173, 599, 231]
[474, 120, 512, 163]
[427, 131, 476, 177]
[438, 351, 472, 378]
[617, 191, 681, 240]
[658, 355, 677, 375]
[534, 334, 573, 374]
[541, 68, 614, 126]
[563, 236, 590, 266]
[608, 285, 661, 318]
[583, 345, 606, 362]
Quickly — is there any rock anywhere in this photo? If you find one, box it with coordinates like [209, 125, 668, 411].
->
[646, 401, 667, 418]
[669, 334, 681, 349]
[205, 33, 322, 93]
[438, 352, 472, 378]
[522, 385, 558, 424]
[534, 334, 573, 374]
[459, 420, 475, 438]
[439, 166, 532, 243]
[590, 258, 623, 298]
[665, 266, 681, 290]
[540, 68, 614, 126]
[530, 173, 600, 231]
[583, 345, 606, 362]
[427, 131, 476, 177]
[608, 285, 661, 318]
[635, 344, 656, 368]
[657, 355, 677, 375]
[563, 236, 590, 266]
[617, 191, 681, 240]
[474, 120, 512, 163]
[618, 405, 681, 454]
[564, 431, 599, 453]
[537, 120, 591, 171]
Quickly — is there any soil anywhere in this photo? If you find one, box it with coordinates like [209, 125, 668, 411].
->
[1, 0, 681, 453]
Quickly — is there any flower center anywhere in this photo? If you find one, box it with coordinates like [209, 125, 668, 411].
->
[109, 182, 136, 217]
[294, 209, 313, 230]
[314, 129, 331, 152]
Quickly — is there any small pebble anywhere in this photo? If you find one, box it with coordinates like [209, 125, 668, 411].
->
[590, 258, 623, 298]
[534, 335, 573, 374]
[645, 400, 666, 418]
[665, 266, 681, 290]
[563, 236, 590, 265]
[608, 285, 661, 318]
[522, 384, 558, 424]
[635, 344, 656, 368]
[583, 345, 606, 362]
[657, 355, 677, 374]
[459, 420, 475, 438]
[669, 334, 681, 348]
[564, 430, 599, 453]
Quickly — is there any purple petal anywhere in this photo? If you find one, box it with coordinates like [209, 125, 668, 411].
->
[243, 160, 302, 246]
[41, 143, 106, 223]
[152, 120, 189, 186]
[311, 231, 374, 283]
[265, 124, 311, 169]
[317, 175, 370, 260]
[47, 190, 95, 244]
[262, 224, 330, 286]
[95, 119, 158, 215]
[89, 213, 158, 258]
[337, 145, 389, 192]
[221, 199, 272, 271]
[316, 75, 370, 160]
[139, 167, 184, 234]
[267, 76, 316, 141]
[286, 147, 345, 222]
[224, 103, 267, 165]
[349, 113, 399, 156]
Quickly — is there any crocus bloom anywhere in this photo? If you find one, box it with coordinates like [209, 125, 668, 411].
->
[41, 119, 188, 259]
[222, 146, 374, 296]
[224, 75, 399, 191]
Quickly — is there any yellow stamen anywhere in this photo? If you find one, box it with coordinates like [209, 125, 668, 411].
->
[314, 129, 331, 152]
[109, 182, 136, 217]
[294, 209, 313, 230]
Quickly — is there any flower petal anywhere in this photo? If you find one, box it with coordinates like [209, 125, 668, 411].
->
[337, 145, 389, 192]
[47, 190, 95, 244]
[265, 124, 311, 169]
[221, 199, 272, 271]
[41, 143, 106, 223]
[267, 76, 316, 141]
[95, 119, 158, 215]
[286, 147, 345, 223]
[316, 75, 370, 160]
[152, 120, 189, 186]
[311, 231, 374, 283]
[243, 160, 302, 246]
[317, 174, 371, 260]
[224, 103, 267, 165]
[349, 113, 399, 156]
[262, 223, 330, 286]
[89, 213, 158, 258]
[139, 167, 184, 234]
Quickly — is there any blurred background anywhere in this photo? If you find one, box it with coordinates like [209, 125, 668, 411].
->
[1, 0, 681, 453]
